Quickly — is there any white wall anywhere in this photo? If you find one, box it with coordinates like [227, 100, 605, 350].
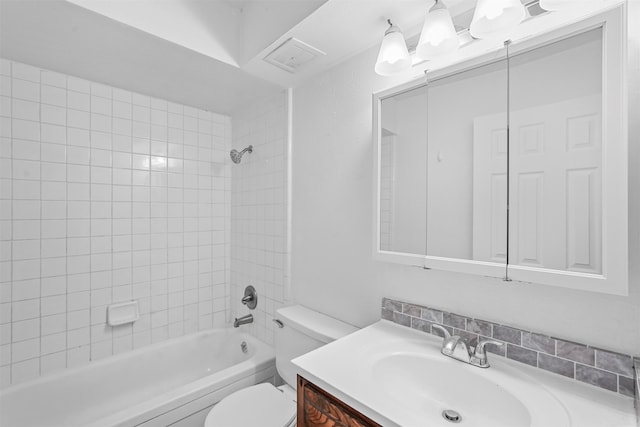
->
[291, 5, 640, 355]
[0, 60, 232, 387]
[230, 91, 289, 346]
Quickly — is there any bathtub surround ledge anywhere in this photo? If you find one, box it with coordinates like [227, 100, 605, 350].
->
[382, 298, 636, 398]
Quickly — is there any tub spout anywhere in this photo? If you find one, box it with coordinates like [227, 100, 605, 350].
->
[234, 314, 253, 328]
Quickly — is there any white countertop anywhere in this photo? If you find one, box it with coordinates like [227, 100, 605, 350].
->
[293, 320, 637, 427]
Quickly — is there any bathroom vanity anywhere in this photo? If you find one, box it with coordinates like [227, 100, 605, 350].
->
[293, 321, 637, 427]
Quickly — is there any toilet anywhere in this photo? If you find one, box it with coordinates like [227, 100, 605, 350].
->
[204, 305, 357, 427]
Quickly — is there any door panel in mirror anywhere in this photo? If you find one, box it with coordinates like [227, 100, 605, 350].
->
[508, 28, 603, 274]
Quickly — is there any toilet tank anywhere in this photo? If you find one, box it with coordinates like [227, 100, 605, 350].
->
[274, 305, 357, 387]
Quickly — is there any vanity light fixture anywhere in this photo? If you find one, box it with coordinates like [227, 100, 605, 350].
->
[375, 0, 565, 76]
[375, 19, 412, 76]
[469, 0, 526, 40]
[415, 0, 459, 60]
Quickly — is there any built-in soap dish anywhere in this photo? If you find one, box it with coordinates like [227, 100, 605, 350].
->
[107, 301, 139, 326]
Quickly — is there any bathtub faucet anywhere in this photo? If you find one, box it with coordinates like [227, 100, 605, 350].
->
[234, 314, 253, 328]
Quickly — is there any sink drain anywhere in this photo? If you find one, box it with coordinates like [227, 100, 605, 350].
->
[442, 409, 462, 423]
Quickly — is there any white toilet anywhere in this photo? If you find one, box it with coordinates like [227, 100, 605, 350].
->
[204, 305, 357, 427]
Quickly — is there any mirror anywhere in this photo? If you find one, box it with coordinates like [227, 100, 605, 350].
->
[374, 5, 627, 294]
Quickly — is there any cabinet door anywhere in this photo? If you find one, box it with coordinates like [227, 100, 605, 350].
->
[297, 376, 381, 427]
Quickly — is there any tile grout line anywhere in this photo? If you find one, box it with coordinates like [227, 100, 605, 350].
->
[62, 73, 69, 373]
[88, 82, 93, 363]
[8, 61, 13, 386]
[37, 69, 41, 380]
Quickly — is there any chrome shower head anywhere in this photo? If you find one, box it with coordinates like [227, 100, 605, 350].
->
[230, 145, 253, 164]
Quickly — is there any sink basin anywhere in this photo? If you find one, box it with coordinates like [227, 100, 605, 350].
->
[370, 352, 570, 427]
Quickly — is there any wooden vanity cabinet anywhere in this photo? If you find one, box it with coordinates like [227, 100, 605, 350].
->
[297, 375, 382, 427]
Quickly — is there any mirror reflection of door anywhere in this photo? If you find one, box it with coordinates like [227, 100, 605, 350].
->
[473, 114, 508, 263]
[474, 29, 602, 273]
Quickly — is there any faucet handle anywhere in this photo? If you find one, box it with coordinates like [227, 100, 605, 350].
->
[431, 324, 451, 340]
[241, 285, 257, 310]
[471, 339, 504, 367]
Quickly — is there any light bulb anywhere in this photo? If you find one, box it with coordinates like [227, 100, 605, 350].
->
[375, 20, 411, 76]
[470, 0, 525, 40]
[416, 0, 459, 60]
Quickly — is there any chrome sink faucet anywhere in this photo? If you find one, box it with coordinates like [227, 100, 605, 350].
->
[432, 324, 503, 368]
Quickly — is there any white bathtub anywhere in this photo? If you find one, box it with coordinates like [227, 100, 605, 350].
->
[0, 328, 276, 427]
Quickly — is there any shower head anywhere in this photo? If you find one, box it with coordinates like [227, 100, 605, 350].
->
[230, 145, 253, 164]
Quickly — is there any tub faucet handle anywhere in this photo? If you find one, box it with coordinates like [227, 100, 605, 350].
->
[241, 285, 257, 310]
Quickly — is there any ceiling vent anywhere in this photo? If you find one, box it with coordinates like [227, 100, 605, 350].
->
[263, 37, 326, 73]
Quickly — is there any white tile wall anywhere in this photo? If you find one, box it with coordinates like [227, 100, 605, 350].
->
[0, 59, 232, 388]
[230, 91, 288, 346]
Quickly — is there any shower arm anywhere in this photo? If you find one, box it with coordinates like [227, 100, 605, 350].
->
[239, 146, 253, 155]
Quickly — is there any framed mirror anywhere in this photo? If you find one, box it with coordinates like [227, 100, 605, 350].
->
[373, 5, 627, 295]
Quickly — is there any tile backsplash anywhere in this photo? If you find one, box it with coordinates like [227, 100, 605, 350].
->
[0, 59, 232, 387]
[382, 298, 636, 398]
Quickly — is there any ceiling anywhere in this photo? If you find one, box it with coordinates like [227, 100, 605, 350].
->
[0, 0, 470, 113]
[0, 0, 613, 114]
[0, 0, 307, 114]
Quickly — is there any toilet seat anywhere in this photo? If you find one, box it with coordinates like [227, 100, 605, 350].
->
[204, 383, 296, 427]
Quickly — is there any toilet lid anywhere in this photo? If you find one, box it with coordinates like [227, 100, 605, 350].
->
[204, 383, 296, 427]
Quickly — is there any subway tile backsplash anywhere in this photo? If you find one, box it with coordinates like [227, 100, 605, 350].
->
[0, 59, 232, 387]
[382, 298, 637, 398]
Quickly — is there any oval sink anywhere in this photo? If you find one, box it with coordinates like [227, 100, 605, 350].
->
[371, 352, 571, 427]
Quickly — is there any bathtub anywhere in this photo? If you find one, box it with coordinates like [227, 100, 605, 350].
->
[0, 328, 276, 427]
